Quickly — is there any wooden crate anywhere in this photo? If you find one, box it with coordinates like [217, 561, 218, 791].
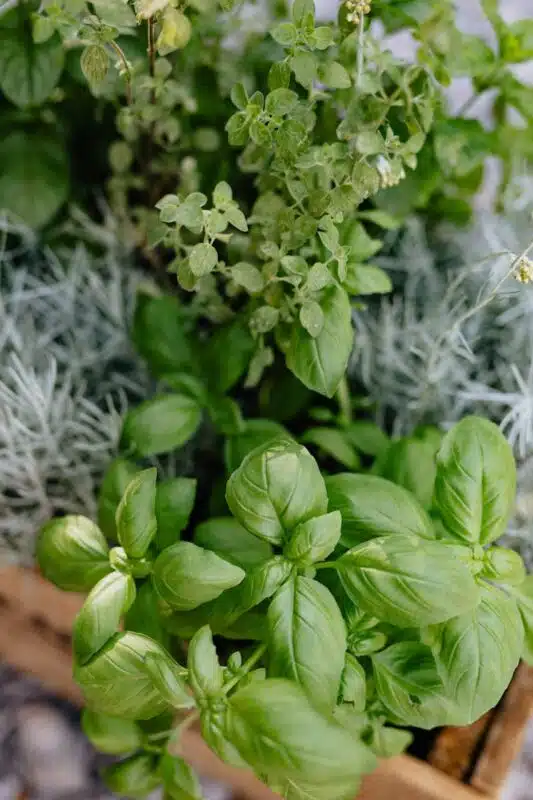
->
[1, 565, 532, 800]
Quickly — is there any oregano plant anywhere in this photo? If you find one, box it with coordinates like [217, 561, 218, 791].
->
[38, 417, 533, 799]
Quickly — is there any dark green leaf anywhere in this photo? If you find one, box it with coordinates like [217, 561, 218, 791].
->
[73, 572, 136, 665]
[124, 581, 170, 647]
[226, 438, 328, 545]
[154, 477, 197, 551]
[98, 459, 139, 541]
[344, 421, 389, 457]
[379, 438, 436, 509]
[372, 642, 443, 698]
[132, 293, 193, 376]
[224, 419, 289, 473]
[267, 576, 346, 710]
[102, 754, 160, 798]
[302, 427, 361, 469]
[433, 416, 516, 545]
[37, 516, 110, 592]
[160, 754, 202, 800]
[0, 30, 64, 107]
[152, 541, 245, 610]
[116, 469, 157, 559]
[187, 625, 223, 701]
[121, 394, 202, 457]
[325, 473, 434, 548]
[204, 319, 255, 394]
[336, 535, 480, 627]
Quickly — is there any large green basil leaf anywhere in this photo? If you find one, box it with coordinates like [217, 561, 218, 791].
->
[102, 754, 160, 798]
[379, 438, 437, 510]
[267, 576, 346, 710]
[429, 584, 523, 725]
[433, 416, 516, 545]
[81, 710, 142, 755]
[37, 515, 110, 592]
[121, 394, 202, 457]
[98, 458, 139, 541]
[132, 293, 193, 376]
[373, 674, 455, 730]
[0, 130, 69, 228]
[372, 641, 443, 697]
[152, 541, 245, 610]
[284, 511, 341, 565]
[212, 556, 292, 629]
[187, 625, 223, 702]
[143, 652, 194, 709]
[286, 284, 353, 397]
[159, 754, 202, 800]
[336, 535, 480, 627]
[116, 469, 157, 558]
[512, 575, 533, 665]
[73, 572, 136, 665]
[74, 632, 173, 719]
[0, 30, 64, 108]
[339, 653, 366, 711]
[226, 438, 327, 545]
[203, 318, 255, 394]
[124, 581, 170, 647]
[224, 419, 289, 474]
[325, 474, 434, 548]
[301, 427, 361, 470]
[154, 477, 197, 551]
[194, 517, 272, 570]
[227, 679, 376, 788]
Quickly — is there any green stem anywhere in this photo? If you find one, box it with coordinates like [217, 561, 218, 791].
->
[314, 561, 338, 571]
[336, 375, 352, 427]
[109, 40, 132, 104]
[222, 643, 268, 695]
[356, 14, 365, 89]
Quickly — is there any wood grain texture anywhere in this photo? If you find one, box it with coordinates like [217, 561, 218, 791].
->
[470, 663, 533, 796]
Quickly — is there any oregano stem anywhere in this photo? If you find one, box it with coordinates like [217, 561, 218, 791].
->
[109, 40, 132, 104]
[356, 14, 365, 88]
[222, 642, 267, 695]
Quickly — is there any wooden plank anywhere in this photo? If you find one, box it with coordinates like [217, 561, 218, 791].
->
[470, 662, 533, 796]
[427, 713, 494, 781]
[0, 566, 83, 633]
[358, 756, 483, 800]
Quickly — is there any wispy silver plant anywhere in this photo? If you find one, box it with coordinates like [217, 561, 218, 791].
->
[350, 185, 533, 563]
[0, 219, 150, 565]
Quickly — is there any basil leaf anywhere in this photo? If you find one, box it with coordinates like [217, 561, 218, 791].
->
[336, 535, 480, 627]
[267, 576, 346, 710]
[37, 516, 110, 592]
[433, 416, 516, 545]
[0, 30, 64, 108]
[132, 293, 193, 376]
[227, 679, 376, 788]
[124, 581, 170, 647]
[379, 438, 437, 510]
[286, 284, 353, 397]
[429, 584, 523, 725]
[226, 438, 327, 545]
[367, 725, 413, 759]
[159, 754, 202, 800]
[344, 421, 389, 457]
[74, 572, 136, 665]
[512, 575, 533, 665]
[102, 754, 160, 798]
[144, 652, 194, 709]
[187, 625, 223, 702]
[301, 427, 361, 470]
[153, 541, 245, 610]
[154, 477, 197, 551]
[373, 673, 453, 730]
[121, 394, 202, 457]
[204, 318, 255, 394]
[480, 546, 526, 586]
[194, 517, 273, 570]
[339, 653, 366, 711]
[201, 708, 250, 768]
[116, 469, 157, 558]
[325, 474, 434, 548]
[284, 511, 341, 565]
[372, 642, 443, 697]
[98, 458, 139, 541]
[81, 710, 142, 755]
[74, 632, 174, 719]
[224, 418, 288, 474]
[212, 556, 293, 628]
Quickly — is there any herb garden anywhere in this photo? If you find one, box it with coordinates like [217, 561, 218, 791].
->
[2, 0, 533, 798]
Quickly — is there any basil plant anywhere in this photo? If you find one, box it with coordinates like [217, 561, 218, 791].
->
[38, 416, 533, 800]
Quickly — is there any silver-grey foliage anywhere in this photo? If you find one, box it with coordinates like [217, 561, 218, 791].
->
[0, 225, 149, 564]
